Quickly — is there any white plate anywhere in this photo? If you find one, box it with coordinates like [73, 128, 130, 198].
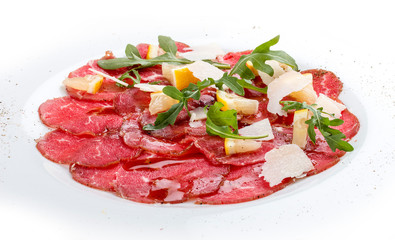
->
[1, 1, 395, 240]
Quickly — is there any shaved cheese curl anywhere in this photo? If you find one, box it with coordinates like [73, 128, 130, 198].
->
[267, 71, 312, 116]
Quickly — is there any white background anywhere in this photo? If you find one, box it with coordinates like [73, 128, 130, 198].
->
[1, 0, 395, 239]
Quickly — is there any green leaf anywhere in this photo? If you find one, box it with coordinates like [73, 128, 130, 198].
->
[281, 101, 304, 111]
[205, 117, 241, 139]
[143, 102, 184, 131]
[252, 35, 280, 53]
[207, 102, 238, 133]
[237, 79, 267, 94]
[205, 102, 267, 139]
[229, 55, 257, 80]
[181, 83, 200, 100]
[265, 50, 298, 70]
[329, 119, 344, 126]
[117, 69, 141, 88]
[197, 78, 214, 90]
[218, 74, 245, 96]
[229, 35, 298, 79]
[306, 118, 317, 144]
[162, 86, 184, 101]
[125, 44, 142, 59]
[148, 81, 162, 85]
[201, 60, 231, 69]
[321, 127, 354, 152]
[158, 35, 178, 55]
[97, 58, 137, 69]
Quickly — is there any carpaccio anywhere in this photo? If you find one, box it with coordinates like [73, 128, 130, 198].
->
[36, 41, 360, 204]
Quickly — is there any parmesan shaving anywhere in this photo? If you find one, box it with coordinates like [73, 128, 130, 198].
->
[315, 93, 346, 119]
[187, 60, 224, 81]
[179, 43, 225, 61]
[238, 118, 274, 141]
[267, 71, 312, 116]
[190, 107, 207, 122]
[259, 144, 314, 187]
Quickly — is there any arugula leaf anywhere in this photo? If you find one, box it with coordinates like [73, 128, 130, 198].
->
[148, 81, 162, 85]
[162, 86, 184, 101]
[125, 44, 142, 58]
[281, 101, 354, 152]
[201, 59, 231, 69]
[206, 102, 238, 134]
[142, 102, 184, 131]
[252, 35, 280, 53]
[236, 79, 267, 94]
[219, 74, 245, 95]
[97, 58, 138, 69]
[229, 35, 298, 80]
[158, 35, 178, 55]
[118, 69, 141, 88]
[205, 102, 268, 139]
[181, 83, 201, 100]
[197, 78, 215, 90]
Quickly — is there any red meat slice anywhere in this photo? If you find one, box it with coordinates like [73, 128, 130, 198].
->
[113, 157, 230, 203]
[301, 69, 343, 99]
[121, 115, 196, 157]
[70, 163, 121, 192]
[333, 109, 360, 140]
[174, 41, 192, 53]
[306, 151, 341, 175]
[36, 130, 86, 164]
[136, 43, 150, 59]
[138, 66, 169, 84]
[113, 88, 151, 116]
[36, 130, 139, 167]
[39, 97, 123, 135]
[217, 50, 252, 66]
[197, 163, 292, 204]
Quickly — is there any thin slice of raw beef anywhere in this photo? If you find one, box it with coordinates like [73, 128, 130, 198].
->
[121, 115, 196, 157]
[113, 88, 151, 116]
[197, 163, 292, 204]
[301, 69, 343, 99]
[113, 157, 230, 203]
[138, 65, 169, 84]
[306, 151, 341, 176]
[70, 163, 122, 192]
[333, 109, 360, 140]
[36, 130, 139, 167]
[217, 50, 253, 66]
[39, 96, 123, 135]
